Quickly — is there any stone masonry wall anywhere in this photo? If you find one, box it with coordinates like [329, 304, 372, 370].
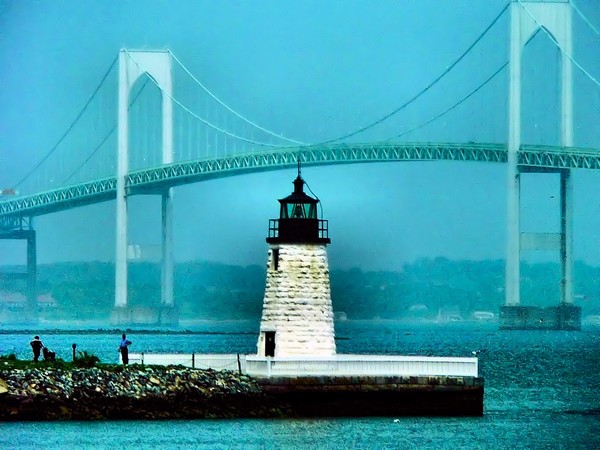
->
[258, 244, 336, 356]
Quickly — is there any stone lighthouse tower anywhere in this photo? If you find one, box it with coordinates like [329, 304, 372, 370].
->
[257, 163, 336, 357]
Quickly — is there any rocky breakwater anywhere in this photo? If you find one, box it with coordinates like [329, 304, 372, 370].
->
[0, 366, 286, 421]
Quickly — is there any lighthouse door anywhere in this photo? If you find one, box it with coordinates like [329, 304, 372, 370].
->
[265, 331, 276, 357]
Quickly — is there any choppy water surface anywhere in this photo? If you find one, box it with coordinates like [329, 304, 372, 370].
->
[1, 321, 599, 449]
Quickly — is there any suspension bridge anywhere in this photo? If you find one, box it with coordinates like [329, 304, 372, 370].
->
[1, 0, 599, 326]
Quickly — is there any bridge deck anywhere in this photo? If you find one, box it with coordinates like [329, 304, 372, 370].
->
[2, 142, 599, 220]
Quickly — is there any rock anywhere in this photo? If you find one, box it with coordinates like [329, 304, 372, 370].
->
[0, 365, 278, 421]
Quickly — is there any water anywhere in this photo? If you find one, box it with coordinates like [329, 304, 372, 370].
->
[1, 321, 599, 449]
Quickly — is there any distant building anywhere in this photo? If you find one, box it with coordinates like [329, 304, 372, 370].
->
[37, 293, 58, 309]
[0, 291, 26, 309]
[0, 291, 57, 310]
[408, 304, 429, 313]
[471, 311, 496, 322]
[407, 304, 429, 319]
[436, 308, 463, 323]
[334, 311, 348, 321]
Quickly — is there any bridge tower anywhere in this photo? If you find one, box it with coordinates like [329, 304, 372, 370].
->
[111, 50, 178, 326]
[257, 163, 336, 357]
[503, 0, 580, 329]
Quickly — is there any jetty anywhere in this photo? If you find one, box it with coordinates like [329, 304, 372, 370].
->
[126, 352, 483, 416]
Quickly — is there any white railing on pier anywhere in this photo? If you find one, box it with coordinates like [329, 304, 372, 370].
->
[245, 355, 477, 378]
[128, 353, 478, 378]
[128, 353, 244, 372]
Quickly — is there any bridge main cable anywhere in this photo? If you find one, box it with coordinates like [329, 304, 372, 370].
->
[569, 0, 600, 38]
[11, 55, 119, 190]
[124, 50, 294, 148]
[383, 61, 509, 142]
[57, 79, 153, 187]
[311, 2, 510, 146]
[381, 26, 546, 141]
[167, 49, 308, 146]
[518, 0, 600, 89]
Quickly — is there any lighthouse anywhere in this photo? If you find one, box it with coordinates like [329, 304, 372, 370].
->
[257, 163, 336, 357]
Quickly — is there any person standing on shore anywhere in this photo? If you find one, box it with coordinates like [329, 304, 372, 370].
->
[30, 336, 44, 362]
[119, 333, 132, 365]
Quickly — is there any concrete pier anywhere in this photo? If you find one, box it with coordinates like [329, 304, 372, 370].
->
[259, 375, 483, 417]
[110, 306, 179, 326]
[127, 352, 484, 416]
[499, 305, 581, 330]
[158, 304, 179, 325]
[110, 307, 154, 325]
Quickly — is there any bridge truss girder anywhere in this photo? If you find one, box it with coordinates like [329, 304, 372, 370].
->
[1, 143, 600, 220]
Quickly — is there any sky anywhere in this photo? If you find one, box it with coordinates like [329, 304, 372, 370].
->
[1, 0, 600, 271]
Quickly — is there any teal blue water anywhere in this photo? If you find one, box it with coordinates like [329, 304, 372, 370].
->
[1, 322, 599, 449]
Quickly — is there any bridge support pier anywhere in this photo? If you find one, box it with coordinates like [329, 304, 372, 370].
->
[0, 219, 38, 324]
[502, 0, 579, 330]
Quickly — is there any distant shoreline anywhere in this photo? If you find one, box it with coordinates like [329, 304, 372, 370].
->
[0, 329, 256, 335]
[0, 329, 352, 339]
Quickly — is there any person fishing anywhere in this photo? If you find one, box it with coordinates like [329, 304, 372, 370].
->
[119, 333, 132, 365]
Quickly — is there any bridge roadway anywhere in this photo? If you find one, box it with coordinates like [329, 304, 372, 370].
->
[2, 141, 600, 222]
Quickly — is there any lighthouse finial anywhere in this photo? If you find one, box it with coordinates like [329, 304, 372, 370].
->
[297, 158, 301, 179]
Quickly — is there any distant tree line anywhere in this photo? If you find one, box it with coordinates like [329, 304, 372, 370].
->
[1, 257, 598, 321]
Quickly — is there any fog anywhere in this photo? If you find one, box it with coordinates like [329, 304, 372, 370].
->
[1, 0, 600, 271]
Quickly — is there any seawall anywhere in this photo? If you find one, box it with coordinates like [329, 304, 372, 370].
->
[259, 375, 484, 417]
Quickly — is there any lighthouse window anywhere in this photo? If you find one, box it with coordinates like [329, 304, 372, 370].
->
[286, 204, 297, 218]
[272, 249, 279, 271]
[284, 203, 316, 219]
[293, 204, 304, 218]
